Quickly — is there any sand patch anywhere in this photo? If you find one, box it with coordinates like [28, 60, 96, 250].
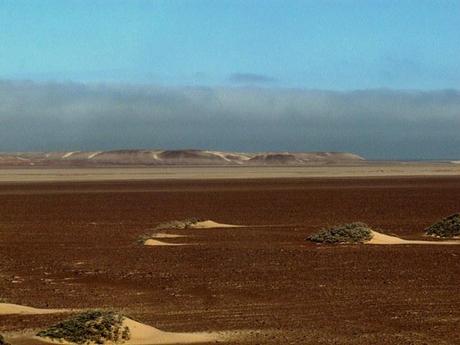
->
[366, 231, 460, 245]
[0, 303, 66, 315]
[142, 233, 190, 246]
[122, 317, 220, 344]
[188, 220, 242, 229]
[143, 239, 188, 246]
[149, 233, 187, 239]
[156, 219, 243, 230]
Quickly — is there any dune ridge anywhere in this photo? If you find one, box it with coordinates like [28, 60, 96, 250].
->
[0, 149, 364, 167]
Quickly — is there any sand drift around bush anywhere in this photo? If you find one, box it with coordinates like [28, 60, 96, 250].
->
[307, 223, 460, 245]
[36, 311, 222, 345]
[143, 219, 243, 246]
[366, 231, 460, 245]
[3, 307, 225, 345]
[155, 219, 242, 230]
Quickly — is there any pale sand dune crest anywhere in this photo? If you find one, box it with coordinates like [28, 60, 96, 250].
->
[155, 219, 244, 230]
[149, 233, 187, 238]
[366, 231, 460, 245]
[122, 318, 220, 344]
[143, 232, 190, 246]
[189, 220, 243, 229]
[0, 303, 67, 315]
[143, 239, 189, 246]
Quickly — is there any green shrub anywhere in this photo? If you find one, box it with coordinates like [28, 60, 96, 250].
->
[425, 213, 460, 238]
[0, 334, 10, 345]
[307, 222, 373, 244]
[137, 233, 151, 244]
[37, 310, 130, 344]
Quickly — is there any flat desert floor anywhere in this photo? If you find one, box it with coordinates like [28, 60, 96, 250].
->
[1, 163, 460, 182]
[1, 175, 460, 344]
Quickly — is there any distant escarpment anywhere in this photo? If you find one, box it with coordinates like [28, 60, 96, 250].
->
[0, 149, 365, 167]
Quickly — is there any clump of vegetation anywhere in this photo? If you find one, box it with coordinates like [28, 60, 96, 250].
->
[137, 233, 152, 244]
[37, 310, 130, 345]
[307, 222, 374, 244]
[155, 217, 204, 230]
[425, 213, 460, 238]
[0, 334, 11, 345]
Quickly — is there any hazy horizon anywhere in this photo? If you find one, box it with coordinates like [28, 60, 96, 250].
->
[1, 80, 459, 160]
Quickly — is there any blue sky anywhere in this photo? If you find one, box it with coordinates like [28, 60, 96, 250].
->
[1, 1, 460, 159]
[1, 0, 459, 89]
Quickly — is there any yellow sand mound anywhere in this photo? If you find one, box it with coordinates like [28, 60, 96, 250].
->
[143, 239, 188, 246]
[122, 317, 219, 344]
[188, 220, 242, 229]
[0, 303, 66, 315]
[366, 231, 460, 245]
[156, 219, 243, 230]
[149, 233, 187, 238]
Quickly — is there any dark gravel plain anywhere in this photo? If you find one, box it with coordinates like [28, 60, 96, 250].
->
[1, 177, 459, 344]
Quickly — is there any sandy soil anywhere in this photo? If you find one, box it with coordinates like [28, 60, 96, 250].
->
[367, 231, 460, 245]
[1, 177, 460, 344]
[149, 233, 187, 239]
[0, 303, 66, 315]
[122, 317, 221, 344]
[1, 163, 460, 182]
[143, 239, 189, 247]
[188, 220, 242, 229]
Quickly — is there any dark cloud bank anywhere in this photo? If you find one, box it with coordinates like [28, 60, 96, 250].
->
[0, 80, 459, 160]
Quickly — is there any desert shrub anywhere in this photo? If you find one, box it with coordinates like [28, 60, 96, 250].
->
[137, 233, 152, 244]
[37, 310, 130, 344]
[0, 334, 10, 345]
[155, 218, 203, 230]
[425, 213, 460, 238]
[307, 222, 373, 244]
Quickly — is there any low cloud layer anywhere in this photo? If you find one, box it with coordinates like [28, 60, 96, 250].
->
[0, 80, 459, 159]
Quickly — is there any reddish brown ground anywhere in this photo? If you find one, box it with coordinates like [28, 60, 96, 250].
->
[1, 177, 460, 344]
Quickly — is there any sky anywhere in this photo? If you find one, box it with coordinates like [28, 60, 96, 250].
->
[0, 1, 459, 159]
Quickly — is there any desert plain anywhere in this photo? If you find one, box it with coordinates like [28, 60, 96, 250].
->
[1, 167, 460, 344]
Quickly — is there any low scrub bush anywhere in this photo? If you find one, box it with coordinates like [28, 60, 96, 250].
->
[0, 334, 10, 345]
[37, 310, 130, 344]
[425, 213, 460, 238]
[155, 218, 203, 230]
[307, 222, 373, 244]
